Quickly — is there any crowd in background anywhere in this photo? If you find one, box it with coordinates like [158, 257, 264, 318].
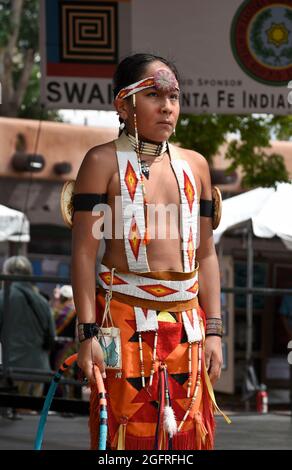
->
[0, 256, 78, 400]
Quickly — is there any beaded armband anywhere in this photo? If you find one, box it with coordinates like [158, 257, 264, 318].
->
[78, 323, 100, 343]
[205, 318, 223, 338]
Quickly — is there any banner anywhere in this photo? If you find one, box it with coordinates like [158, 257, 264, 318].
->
[40, 0, 292, 114]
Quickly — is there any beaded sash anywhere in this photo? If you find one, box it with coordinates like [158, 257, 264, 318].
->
[115, 133, 199, 273]
[116, 132, 150, 272]
[97, 263, 199, 303]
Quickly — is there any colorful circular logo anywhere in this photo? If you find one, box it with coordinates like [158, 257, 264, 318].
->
[231, 0, 292, 86]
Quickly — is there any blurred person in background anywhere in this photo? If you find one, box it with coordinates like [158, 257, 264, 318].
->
[52, 285, 76, 339]
[0, 256, 55, 397]
[51, 284, 78, 399]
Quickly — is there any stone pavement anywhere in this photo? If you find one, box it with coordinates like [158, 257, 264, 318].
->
[0, 411, 291, 450]
[215, 412, 292, 450]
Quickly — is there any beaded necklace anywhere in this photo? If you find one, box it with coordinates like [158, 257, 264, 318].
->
[127, 132, 167, 156]
[126, 132, 167, 180]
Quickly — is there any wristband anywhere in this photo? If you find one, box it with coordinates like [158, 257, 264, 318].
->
[78, 322, 99, 343]
[206, 318, 223, 337]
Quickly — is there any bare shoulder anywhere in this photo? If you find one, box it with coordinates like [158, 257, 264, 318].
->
[174, 145, 212, 198]
[75, 140, 117, 193]
[178, 146, 209, 172]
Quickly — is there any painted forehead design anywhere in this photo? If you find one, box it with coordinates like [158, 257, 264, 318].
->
[115, 68, 179, 101]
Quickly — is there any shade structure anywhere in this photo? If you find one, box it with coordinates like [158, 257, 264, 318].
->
[214, 182, 292, 250]
[0, 204, 30, 243]
[214, 182, 292, 397]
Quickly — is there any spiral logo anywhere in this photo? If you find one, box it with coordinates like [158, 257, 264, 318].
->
[60, 1, 118, 64]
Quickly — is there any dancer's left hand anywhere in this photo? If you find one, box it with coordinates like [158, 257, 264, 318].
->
[205, 336, 222, 385]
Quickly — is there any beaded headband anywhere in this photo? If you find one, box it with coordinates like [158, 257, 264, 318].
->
[115, 68, 179, 101]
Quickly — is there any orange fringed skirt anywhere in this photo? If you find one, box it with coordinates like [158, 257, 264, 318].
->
[89, 292, 216, 450]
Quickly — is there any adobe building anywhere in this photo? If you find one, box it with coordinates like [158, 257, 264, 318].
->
[0, 116, 116, 297]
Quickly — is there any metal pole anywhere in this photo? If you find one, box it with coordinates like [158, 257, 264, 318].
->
[290, 363, 292, 421]
[245, 221, 254, 411]
[246, 221, 254, 365]
[1, 281, 11, 384]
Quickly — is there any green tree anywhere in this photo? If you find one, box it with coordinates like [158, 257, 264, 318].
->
[175, 114, 291, 189]
[0, 0, 60, 120]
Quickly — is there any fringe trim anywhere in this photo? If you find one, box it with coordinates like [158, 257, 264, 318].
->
[203, 363, 231, 424]
[194, 412, 208, 450]
[199, 351, 216, 450]
[90, 397, 214, 450]
[117, 423, 127, 450]
[125, 426, 198, 450]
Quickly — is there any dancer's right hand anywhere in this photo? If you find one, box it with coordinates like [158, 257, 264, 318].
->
[77, 338, 106, 384]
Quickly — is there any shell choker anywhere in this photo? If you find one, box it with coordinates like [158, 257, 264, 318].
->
[127, 132, 167, 156]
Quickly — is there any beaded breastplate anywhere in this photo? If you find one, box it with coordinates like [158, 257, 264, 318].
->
[115, 132, 199, 273]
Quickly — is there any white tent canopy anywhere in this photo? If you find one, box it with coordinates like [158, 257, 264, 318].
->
[214, 182, 292, 250]
[0, 204, 30, 243]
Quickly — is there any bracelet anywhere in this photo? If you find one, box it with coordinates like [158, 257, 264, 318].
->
[78, 322, 99, 343]
[205, 333, 223, 338]
[206, 318, 223, 337]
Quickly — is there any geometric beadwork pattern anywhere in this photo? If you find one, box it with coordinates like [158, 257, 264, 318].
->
[60, 1, 118, 63]
[183, 170, 195, 212]
[116, 134, 149, 272]
[99, 271, 128, 286]
[128, 216, 141, 261]
[187, 227, 195, 271]
[138, 284, 179, 298]
[115, 134, 198, 273]
[97, 263, 199, 303]
[186, 280, 199, 295]
[124, 160, 139, 202]
[168, 149, 198, 273]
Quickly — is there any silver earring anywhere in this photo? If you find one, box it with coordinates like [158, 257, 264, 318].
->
[119, 121, 125, 131]
[173, 127, 176, 136]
